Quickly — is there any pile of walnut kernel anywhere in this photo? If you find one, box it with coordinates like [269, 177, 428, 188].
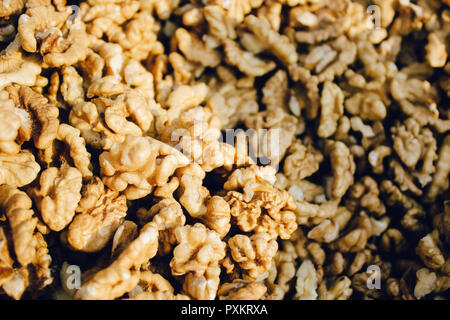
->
[0, 0, 449, 300]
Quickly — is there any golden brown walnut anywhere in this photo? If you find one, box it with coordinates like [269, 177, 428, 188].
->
[175, 28, 221, 67]
[18, 5, 71, 53]
[0, 185, 37, 266]
[318, 81, 344, 138]
[67, 177, 127, 252]
[42, 19, 90, 68]
[276, 175, 323, 203]
[425, 25, 449, 68]
[245, 108, 298, 167]
[175, 164, 208, 218]
[256, 0, 282, 31]
[293, 1, 352, 43]
[102, 10, 163, 61]
[329, 214, 372, 253]
[153, 176, 179, 200]
[60, 65, 86, 105]
[180, 6, 204, 27]
[433, 203, 450, 244]
[46, 71, 60, 106]
[218, 279, 267, 300]
[344, 91, 387, 121]
[139, 0, 179, 20]
[391, 118, 434, 169]
[15, 85, 59, 150]
[414, 268, 437, 299]
[160, 104, 238, 172]
[1, 267, 29, 300]
[127, 271, 189, 300]
[0, 226, 15, 287]
[283, 140, 324, 181]
[29, 164, 82, 232]
[288, 64, 321, 120]
[347, 249, 372, 276]
[137, 198, 185, 231]
[86, 75, 125, 98]
[223, 38, 276, 76]
[386, 278, 400, 298]
[75, 221, 159, 300]
[380, 229, 408, 255]
[262, 69, 289, 113]
[104, 90, 157, 139]
[0, 88, 31, 155]
[170, 223, 226, 277]
[368, 145, 391, 174]
[0, 0, 23, 17]
[89, 42, 124, 80]
[346, 176, 386, 217]
[307, 241, 325, 267]
[381, 180, 421, 211]
[325, 140, 356, 199]
[426, 135, 450, 201]
[325, 251, 346, 276]
[206, 70, 258, 128]
[82, 1, 140, 24]
[182, 264, 221, 300]
[0, 185, 52, 292]
[202, 196, 231, 237]
[68, 99, 124, 150]
[227, 233, 278, 280]
[389, 160, 422, 196]
[0, 36, 42, 90]
[168, 52, 199, 85]
[224, 164, 277, 189]
[137, 198, 185, 257]
[56, 124, 93, 178]
[33, 231, 52, 290]
[214, 0, 264, 24]
[264, 240, 297, 300]
[293, 259, 318, 300]
[99, 93, 147, 137]
[0, 150, 40, 187]
[318, 276, 353, 300]
[175, 164, 231, 236]
[203, 5, 237, 40]
[416, 230, 445, 270]
[244, 15, 298, 66]
[302, 36, 357, 82]
[307, 219, 340, 244]
[159, 83, 208, 126]
[111, 220, 138, 259]
[225, 172, 297, 239]
[391, 74, 450, 133]
[291, 196, 341, 223]
[350, 117, 378, 148]
[99, 135, 189, 200]
[342, 39, 391, 121]
[1, 226, 49, 297]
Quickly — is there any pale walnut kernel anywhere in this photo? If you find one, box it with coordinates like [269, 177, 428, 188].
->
[29, 164, 82, 232]
[227, 233, 278, 281]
